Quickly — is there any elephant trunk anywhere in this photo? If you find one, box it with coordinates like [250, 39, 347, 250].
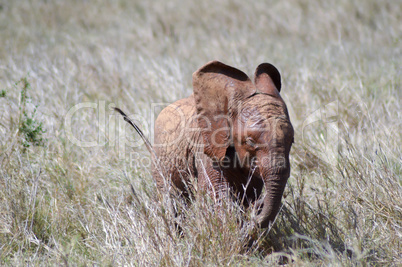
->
[255, 155, 289, 228]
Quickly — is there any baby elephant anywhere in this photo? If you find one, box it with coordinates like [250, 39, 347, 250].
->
[152, 61, 294, 228]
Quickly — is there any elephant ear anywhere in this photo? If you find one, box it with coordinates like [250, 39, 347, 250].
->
[193, 60, 255, 161]
[254, 63, 281, 97]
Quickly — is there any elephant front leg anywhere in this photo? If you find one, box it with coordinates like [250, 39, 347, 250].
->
[196, 155, 231, 203]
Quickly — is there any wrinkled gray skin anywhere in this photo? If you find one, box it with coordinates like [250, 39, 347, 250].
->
[153, 61, 294, 228]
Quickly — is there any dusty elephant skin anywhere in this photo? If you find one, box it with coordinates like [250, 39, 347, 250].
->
[153, 60, 294, 228]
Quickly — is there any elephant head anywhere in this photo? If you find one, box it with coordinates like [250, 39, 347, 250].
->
[193, 61, 294, 228]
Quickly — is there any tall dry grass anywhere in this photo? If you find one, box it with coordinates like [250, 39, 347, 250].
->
[0, 0, 401, 265]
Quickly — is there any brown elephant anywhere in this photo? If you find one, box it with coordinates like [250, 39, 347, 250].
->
[151, 61, 294, 228]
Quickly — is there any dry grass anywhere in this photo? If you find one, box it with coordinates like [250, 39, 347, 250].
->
[0, 0, 401, 265]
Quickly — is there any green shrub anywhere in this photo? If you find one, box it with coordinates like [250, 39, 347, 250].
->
[16, 77, 46, 148]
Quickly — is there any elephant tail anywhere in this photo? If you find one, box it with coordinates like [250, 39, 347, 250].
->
[113, 107, 156, 158]
[114, 107, 166, 184]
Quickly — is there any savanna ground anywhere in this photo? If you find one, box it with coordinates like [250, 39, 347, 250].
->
[0, 0, 401, 265]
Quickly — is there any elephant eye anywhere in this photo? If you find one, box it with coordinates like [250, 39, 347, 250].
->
[246, 137, 257, 148]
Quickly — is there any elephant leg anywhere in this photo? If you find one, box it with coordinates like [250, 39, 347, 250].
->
[196, 154, 231, 203]
[209, 169, 231, 203]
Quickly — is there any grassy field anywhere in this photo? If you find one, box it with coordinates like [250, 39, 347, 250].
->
[0, 0, 401, 265]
